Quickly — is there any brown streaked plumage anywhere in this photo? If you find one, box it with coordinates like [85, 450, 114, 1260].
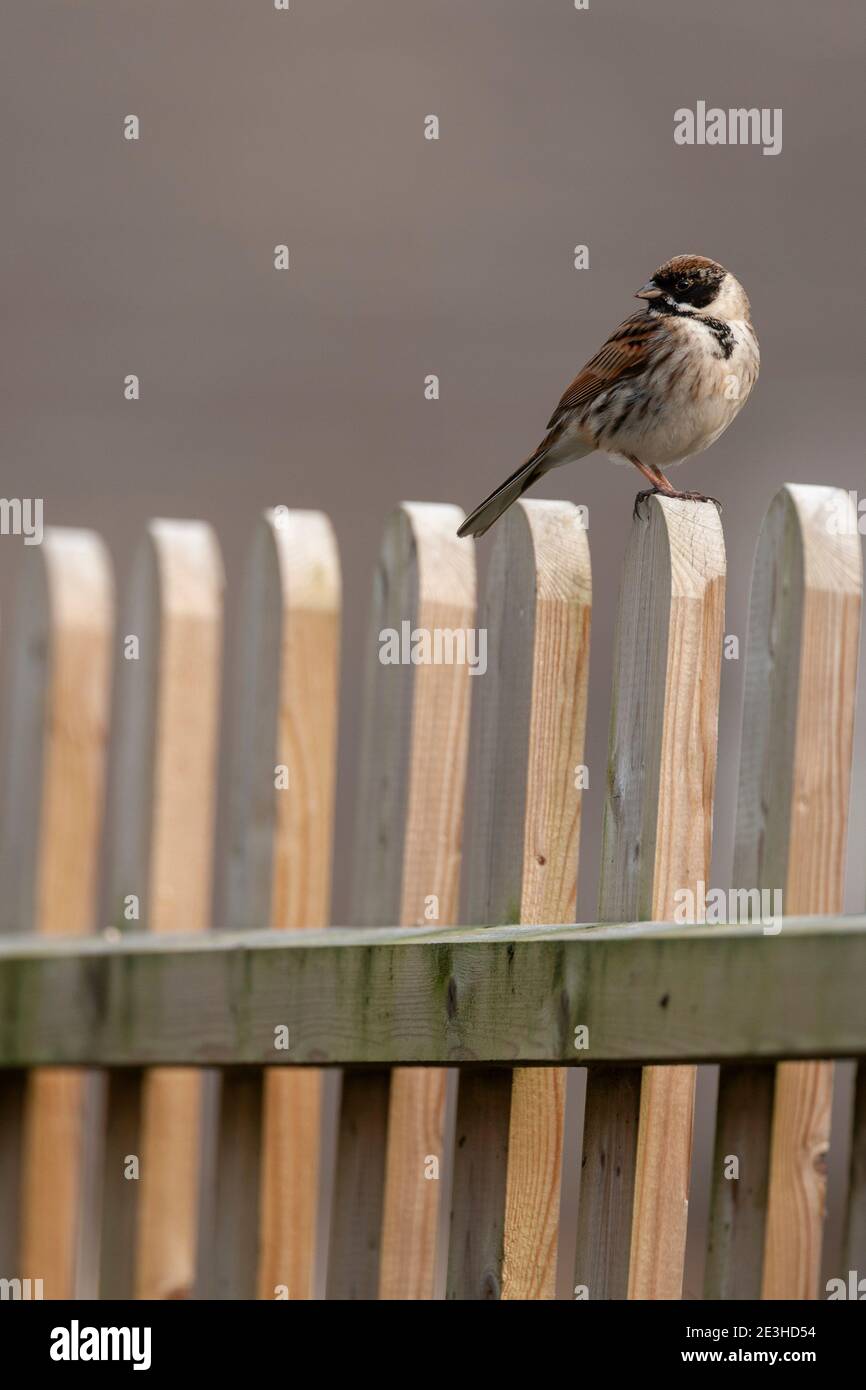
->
[458, 255, 759, 538]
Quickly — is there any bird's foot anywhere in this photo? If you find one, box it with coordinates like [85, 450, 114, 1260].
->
[633, 487, 667, 519]
[673, 489, 722, 509]
[633, 487, 721, 519]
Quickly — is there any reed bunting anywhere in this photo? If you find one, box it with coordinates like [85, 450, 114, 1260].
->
[458, 255, 759, 537]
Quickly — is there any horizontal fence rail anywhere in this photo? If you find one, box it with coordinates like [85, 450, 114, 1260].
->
[1, 918, 865, 1069]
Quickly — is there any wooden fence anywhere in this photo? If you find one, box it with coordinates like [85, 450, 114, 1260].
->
[0, 484, 864, 1301]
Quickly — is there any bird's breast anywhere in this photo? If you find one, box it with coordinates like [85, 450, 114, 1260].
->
[592, 317, 759, 467]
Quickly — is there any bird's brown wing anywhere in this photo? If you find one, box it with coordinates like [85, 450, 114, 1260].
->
[546, 311, 670, 431]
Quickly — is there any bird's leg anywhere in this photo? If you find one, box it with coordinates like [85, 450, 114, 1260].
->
[628, 457, 720, 517]
[629, 457, 679, 517]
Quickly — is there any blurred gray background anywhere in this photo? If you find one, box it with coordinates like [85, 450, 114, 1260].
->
[2, 0, 864, 1298]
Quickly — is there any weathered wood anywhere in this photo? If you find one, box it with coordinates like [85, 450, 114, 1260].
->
[1, 918, 865, 1068]
[326, 503, 474, 1300]
[446, 500, 591, 1301]
[97, 1070, 142, 1300]
[705, 485, 861, 1299]
[99, 520, 223, 1300]
[842, 1059, 866, 1275]
[327, 1069, 391, 1300]
[0, 531, 113, 1299]
[447, 1069, 512, 1299]
[205, 510, 340, 1300]
[704, 1065, 775, 1299]
[209, 1070, 263, 1299]
[573, 1064, 641, 1299]
[0, 1072, 26, 1281]
[575, 496, 725, 1300]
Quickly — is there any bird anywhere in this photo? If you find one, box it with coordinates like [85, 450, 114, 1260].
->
[457, 254, 759, 538]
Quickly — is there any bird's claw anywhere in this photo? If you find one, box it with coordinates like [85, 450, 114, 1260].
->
[633, 488, 662, 519]
[633, 488, 722, 520]
[675, 490, 723, 510]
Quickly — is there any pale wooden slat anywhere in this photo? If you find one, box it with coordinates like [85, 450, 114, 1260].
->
[325, 503, 474, 1299]
[99, 519, 223, 1300]
[761, 487, 861, 1299]
[380, 1067, 453, 1299]
[0, 532, 113, 1299]
[377, 502, 476, 1302]
[3, 918, 866, 1067]
[232, 510, 340, 1302]
[704, 485, 861, 1299]
[575, 496, 725, 1300]
[204, 511, 340, 1298]
[446, 499, 591, 1300]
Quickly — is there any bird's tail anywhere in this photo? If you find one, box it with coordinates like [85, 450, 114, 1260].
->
[457, 444, 563, 539]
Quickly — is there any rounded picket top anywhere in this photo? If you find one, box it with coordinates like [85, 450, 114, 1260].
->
[227, 507, 341, 935]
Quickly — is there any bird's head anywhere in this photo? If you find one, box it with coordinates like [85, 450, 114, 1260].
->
[635, 255, 750, 321]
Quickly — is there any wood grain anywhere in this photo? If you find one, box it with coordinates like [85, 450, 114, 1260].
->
[2, 917, 866, 1068]
[705, 485, 861, 1299]
[704, 1064, 775, 1299]
[99, 520, 223, 1300]
[573, 1064, 641, 1299]
[446, 500, 591, 1300]
[209, 1069, 263, 1299]
[576, 496, 725, 1300]
[254, 512, 340, 1302]
[379, 505, 475, 1298]
[327, 503, 475, 1300]
[204, 511, 339, 1299]
[761, 488, 861, 1299]
[0, 532, 113, 1299]
[98, 1070, 142, 1300]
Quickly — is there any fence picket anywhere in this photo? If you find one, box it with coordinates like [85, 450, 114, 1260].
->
[574, 496, 725, 1300]
[445, 499, 591, 1300]
[326, 502, 474, 1300]
[705, 484, 861, 1299]
[0, 532, 113, 1298]
[98, 520, 223, 1299]
[206, 509, 339, 1300]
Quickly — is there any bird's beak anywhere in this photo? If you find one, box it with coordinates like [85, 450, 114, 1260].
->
[635, 281, 663, 300]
